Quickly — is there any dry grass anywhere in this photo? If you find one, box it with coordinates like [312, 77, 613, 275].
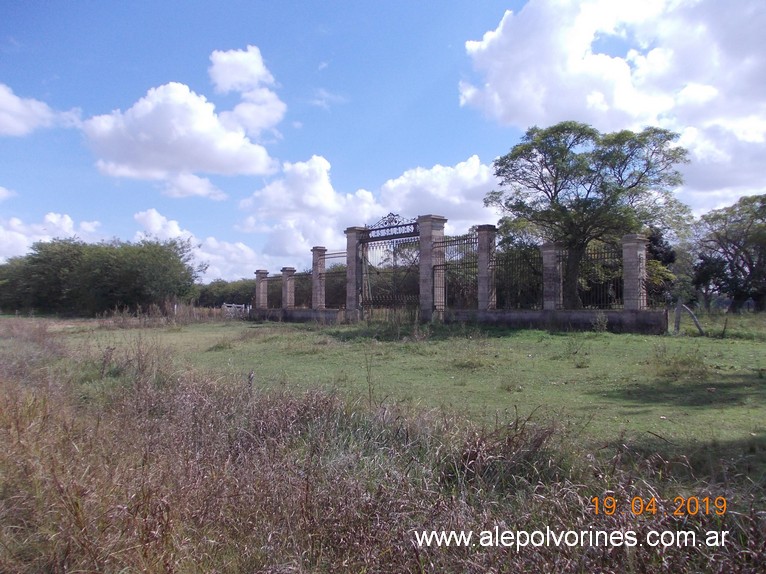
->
[0, 318, 764, 573]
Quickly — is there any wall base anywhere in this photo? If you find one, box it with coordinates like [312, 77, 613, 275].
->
[443, 309, 668, 334]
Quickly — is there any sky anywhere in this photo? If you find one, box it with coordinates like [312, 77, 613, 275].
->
[1, 0, 764, 281]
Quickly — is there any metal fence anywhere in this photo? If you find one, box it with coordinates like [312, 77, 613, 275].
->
[434, 233, 479, 310]
[294, 272, 312, 308]
[321, 251, 347, 309]
[566, 243, 623, 309]
[266, 276, 282, 309]
[491, 247, 543, 310]
[361, 238, 420, 309]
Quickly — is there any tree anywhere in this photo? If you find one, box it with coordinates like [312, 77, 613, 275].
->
[695, 194, 766, 312]
[486, 121, 690, 308]
[0, 237, 205, 315]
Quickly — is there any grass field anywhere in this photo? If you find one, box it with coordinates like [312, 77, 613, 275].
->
[1, 314, 764, 572]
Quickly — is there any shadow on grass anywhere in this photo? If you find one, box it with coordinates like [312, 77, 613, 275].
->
[590, 371, 766, 408]
[598, 432, 766, 496]
[312, 320, 549, 343]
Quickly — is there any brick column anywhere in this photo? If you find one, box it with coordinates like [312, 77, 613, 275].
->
[418, 215, 448, 321]
[477, 225, 497, 311]
[281, 267, 296, 310]
[541, 244, 562, 311]
[622, 234, 649, 310]
[254, 270, 269, 310]
[311, 246, 327, 310]
[345, 227, 365, 321]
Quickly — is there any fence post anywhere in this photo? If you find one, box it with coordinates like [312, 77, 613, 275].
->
[311, 246, 327, 310]
[622, 234, 649, 310]
[344, 227, 366, 322]
[281, 267, 296, 310]
[541, 244, 562, 311]
[477, 225, 497, 311]
[254, 270, 269, 310]
[418, 214, 447, 321]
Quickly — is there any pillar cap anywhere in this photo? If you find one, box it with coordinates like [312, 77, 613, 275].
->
[621, 234, 648, 243]
[416, 214, 447, 223]
[477, 224, 497, 232]
[255, 269, 269, 274]
[280, 266, 296, 273]
[311, 245, 327, 252]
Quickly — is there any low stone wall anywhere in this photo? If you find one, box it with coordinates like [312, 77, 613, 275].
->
[442, 309, 668, 334]
[249, 308, 345, 324]
[249, 307, 667, 334]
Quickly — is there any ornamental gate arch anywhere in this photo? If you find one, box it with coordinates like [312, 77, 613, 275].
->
[357, 214, 420, 315]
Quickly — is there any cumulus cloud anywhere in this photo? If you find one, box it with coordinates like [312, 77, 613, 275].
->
[209, 45, 275, 94]
[239, 154, 499, 260]
[210, 45, 286, 136]
[240, 155, 381, 256]
[378, 155, 496, 233]
[83, 82, 276, 181]
[0, 83, 78, 136]
[134, 208, 194, 241]
[162, 173, 227, 200]
[0, 213, 101, 261]
[82, 45, 286, 200]
[133, 207, 273, 280]
[0, 185, 16, 201]
[309, 88, 348, 110]
[460, 0, 766, 204]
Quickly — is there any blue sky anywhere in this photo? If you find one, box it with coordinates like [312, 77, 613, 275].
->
[1, 0, 764, 280]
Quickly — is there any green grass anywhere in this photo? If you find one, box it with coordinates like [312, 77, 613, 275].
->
[66, 319, 764, 442]
[2, 314, 764, 572]
[55, 315, 766, 484]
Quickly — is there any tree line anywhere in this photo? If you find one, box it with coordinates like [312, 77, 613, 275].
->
[1, 122, 762, 316]
[0, 238, 204, 315]
[488, 121, 765, 312]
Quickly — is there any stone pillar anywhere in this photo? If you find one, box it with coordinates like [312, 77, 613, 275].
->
[345, 227, 366, 321]
[418, 215, 448, 321]
[311, 246, 327, 310]
[622, 234, 649, 310]
[541, 244, 562, 311]
[477, 225, 497, 311]
[254, 270, 269, 310]
[281, 267, 296, 310]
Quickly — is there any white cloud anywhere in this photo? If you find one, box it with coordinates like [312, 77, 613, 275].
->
[239, 154, 499, 262]
[134, 208, 194, 241]
[210, 46, 286, 137]
[0, 213, 101, 261]
[82, 45, 287, 201]
[460, 0, 766, 208]
[0, 185, 16, 201]
[162, 173, 227, 200]
[309, 88, 348, 110]
[378, 155, 496, 233]
[132, 207, 273, 280]
[240, 155, 381, 256]
[0, 83, 56, 136]
[209, 45, 274, 94]
[220, 87, 286, 137]
[83, 82, 277, 180]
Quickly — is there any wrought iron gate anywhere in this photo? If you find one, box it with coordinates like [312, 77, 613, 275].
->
[359, 214, 420, 311]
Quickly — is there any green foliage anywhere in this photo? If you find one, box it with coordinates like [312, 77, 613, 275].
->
[196, 278, 257, 307]
[487, 121, 690, 308]
[694, 194, 766, 311]
[0, 237, 203, 315]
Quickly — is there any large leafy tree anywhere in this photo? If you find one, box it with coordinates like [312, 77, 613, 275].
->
[0, 237, 205, 315]
[694, 194, 766, 312]
[486, 121, 690, 308]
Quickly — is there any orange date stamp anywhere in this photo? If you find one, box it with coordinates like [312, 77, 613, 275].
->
[591, 495, 727, 517]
